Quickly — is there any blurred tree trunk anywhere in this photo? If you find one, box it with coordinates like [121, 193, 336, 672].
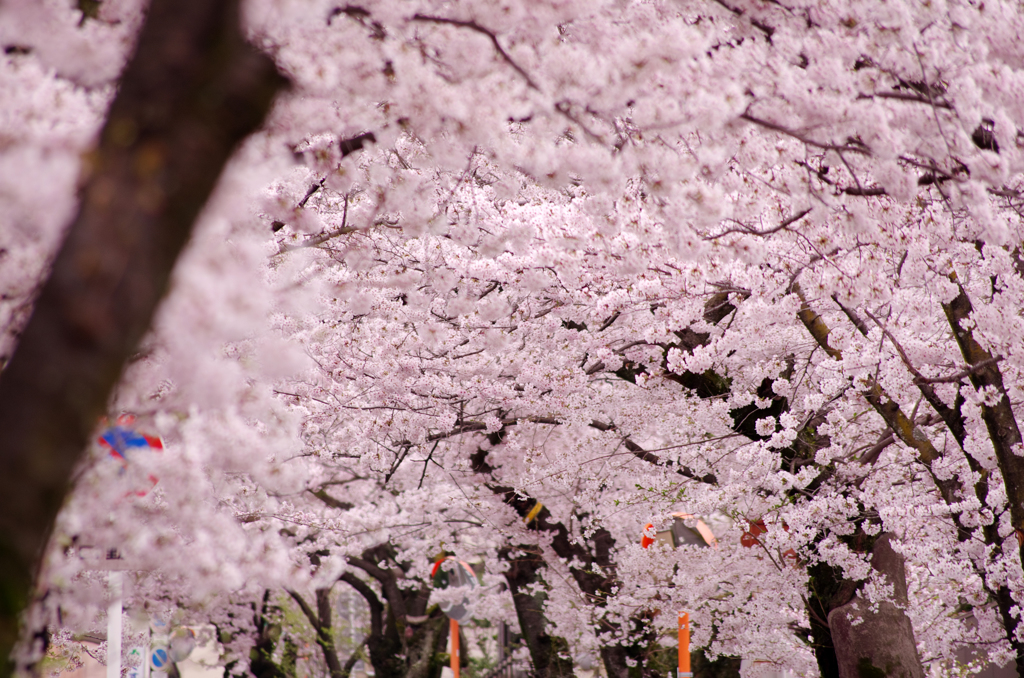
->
[0, 0, 285, 670]
[691, 650, 742, 678]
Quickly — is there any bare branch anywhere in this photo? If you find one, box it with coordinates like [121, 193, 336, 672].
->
[706, 208, 812, 241]
[858, 431, 894, 466]
[711, 0, 775, 42]
[554, 100, 605, 143]
[309, 488, 355, 511]
[411, 14, 540, 90]
[740, 113, 871, 155]
[588, 420, 718, 484]
[339, 573, 384, 638]
[831, 295, 871, 337]
[842, 186, 887, 196]
[287, 589, 321, 632]
[858, 91, 952, 109]
[913, 357, 1003, 384]
[298, 180, 326, 209]
[860, 308, 973, 464]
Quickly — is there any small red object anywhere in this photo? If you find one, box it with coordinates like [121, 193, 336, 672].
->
[740, 519, 767, 548]
[641, 523, 656, 549]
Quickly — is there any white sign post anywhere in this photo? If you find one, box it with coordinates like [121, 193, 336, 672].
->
[107, 572, 123, 678]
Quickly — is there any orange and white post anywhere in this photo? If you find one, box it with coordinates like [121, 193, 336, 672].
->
[678, 611, 692, 678]
[451, 619, 460, 678]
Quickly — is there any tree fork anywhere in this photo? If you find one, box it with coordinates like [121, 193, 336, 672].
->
[345, 547, 445, 678]
[850, 300, 1024, 663]
[794, 286, 963, 506]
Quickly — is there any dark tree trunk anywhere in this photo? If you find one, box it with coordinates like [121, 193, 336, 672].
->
[0, 0, 285, 670]
[315, 588, 347, 678]
[343, 545, 452, 678]
[806, 561, 849, 678]
[691, 649, 742, 678]
[365, 599, 407, 678]
[502, 546, 574, 678]
[944, 283, 1024, 675]
[404, 611, 449, 678]
[598, 644, 631, 678]
[248, 591, 294, 678]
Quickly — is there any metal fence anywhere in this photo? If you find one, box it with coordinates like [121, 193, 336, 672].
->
[481, 653, 533, 678]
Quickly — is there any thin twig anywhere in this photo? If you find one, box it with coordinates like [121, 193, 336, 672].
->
[865, 309, 1002, 383]
[706, 208, 811, 240]
[277, 194, 353, 254]
[913, 357, 1003, 384]
[554, 100, 605, 143]
[740, 113, 871, 156]
[411, 14, 540, 90]
[416, 441, 439, 490]
[843, 186, 886, 196]
[858, 91, 952, 109]
[298, 179, 325, 209]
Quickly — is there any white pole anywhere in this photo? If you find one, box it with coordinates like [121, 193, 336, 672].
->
[143, 616, 151, 678]
[108, 572, 123, 678]
[348, 592, 355, 650]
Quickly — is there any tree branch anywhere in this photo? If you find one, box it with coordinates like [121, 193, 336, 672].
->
[740, 113, 871, 155]
[706, 208, 812, 241]
[411, 14, 540, 90]
[588, 421, 718, 484]
[309, 488, 355, 511]
[912, 357, 1003, 384]
[942, 278, 1024, 542]
[340, 573, 384, 639]
[861, 308, 969, 450]
[858, 91, 952, 109]
[287, 589, 321, 632]
[348, 548, 408, 622]
[793, 285, 963, 509]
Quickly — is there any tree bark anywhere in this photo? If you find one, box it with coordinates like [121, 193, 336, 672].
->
[404, 611, 449, 678]
[286, 588, 347, 678]
[343, 548, 449, 678]
[248, 590, 293, 678]
[943, 282, 1024, 675]
[827, 535, 924, 678]
[690, 650, 742, 678]
[0, 0, 284, 669]
[501, 546, 574, 678]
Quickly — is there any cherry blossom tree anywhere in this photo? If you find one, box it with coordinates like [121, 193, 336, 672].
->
[7, 1, 1024, 678]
